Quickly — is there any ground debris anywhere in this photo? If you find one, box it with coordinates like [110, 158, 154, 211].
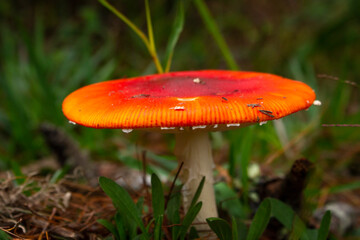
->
[0, 173, 114, 239]
[40, 123, 98, 187]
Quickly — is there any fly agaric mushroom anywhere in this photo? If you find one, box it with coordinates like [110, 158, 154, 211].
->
[62, 70, 315, 227]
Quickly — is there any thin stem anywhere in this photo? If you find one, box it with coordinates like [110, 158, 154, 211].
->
[99, 0, 164, 73]
[145, 0, 155, 51]
[164, 161, 184, 210]
[145, 0, 164, 73]
[149, 49, 164, 74]
[165, 51, 174, 73]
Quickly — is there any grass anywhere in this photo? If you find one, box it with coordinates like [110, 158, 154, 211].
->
[0, 0, 359, 239]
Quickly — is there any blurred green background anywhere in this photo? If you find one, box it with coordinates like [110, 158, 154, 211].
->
[0, 0, 359, 198]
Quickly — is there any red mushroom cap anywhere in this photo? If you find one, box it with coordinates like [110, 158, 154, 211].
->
[62, 70, 315, 130]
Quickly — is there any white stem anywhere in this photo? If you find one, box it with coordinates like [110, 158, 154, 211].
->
[174, 131, 218, 229]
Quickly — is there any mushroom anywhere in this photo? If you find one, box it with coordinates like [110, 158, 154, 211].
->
[62, 70, 315, 229]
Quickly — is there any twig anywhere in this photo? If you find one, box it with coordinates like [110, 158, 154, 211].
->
[317, 74, 358, 88]
[141, 150, 150, 203]
[38, 208, 57, 240]
[164, 162, 184, 210]
[322, 124, 360, 127]
[265, 116, 319, 165]
[0, 226, 24, 239]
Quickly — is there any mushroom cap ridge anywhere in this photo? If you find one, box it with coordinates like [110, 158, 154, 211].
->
[62, 70, 316, 129]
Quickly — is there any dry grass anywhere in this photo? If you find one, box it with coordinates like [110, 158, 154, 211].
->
[0, 173, 115, 239]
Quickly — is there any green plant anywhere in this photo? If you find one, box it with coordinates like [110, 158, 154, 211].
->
[98, 174, 205, 239]
[206, 198, 332, 240]
[98, 0, 184, 74]
[98, 172, 333, 240]
[1, 0, 359, 238]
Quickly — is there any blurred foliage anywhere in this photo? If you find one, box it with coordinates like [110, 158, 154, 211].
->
[0, 0, 359, 237]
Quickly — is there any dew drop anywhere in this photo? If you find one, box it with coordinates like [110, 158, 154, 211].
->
[122, 129, 133, 133]
[180, 127, 184, 130]
[259, 121, 267, 126]
[213, 124, 218, 128]
[69, 121, 76, 125]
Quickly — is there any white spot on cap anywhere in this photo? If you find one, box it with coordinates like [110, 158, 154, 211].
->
[313, 100, 322, 106]
[226, 123, 240, 127]
[193, 78, 201, 83]
[122, 129, 133, 133]
[192, 125, 207, 130]
[69, 121, 76, 125]
[177, 97, 198, 102]
[172, 106, 185, 111]
[161, 127, 176, 130]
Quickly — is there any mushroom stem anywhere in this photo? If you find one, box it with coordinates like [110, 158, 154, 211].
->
[174, 131, 218, 229]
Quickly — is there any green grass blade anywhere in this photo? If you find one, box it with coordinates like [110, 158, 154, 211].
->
[189, 176, 205, 209]
[317, 211, 331, 240]
[193, 0, 239, 70]
[11, 161, 26, 185]
[144, 0, 163, 73]
[115, 212, 127, 240]
[206, 217, 232, 240]
[166, 187, 182, 239]
[0, 229, 11, 240]
[177, 202, 203, 240]
[189, 227, 200, 239]
[167, 189, 181, 224]
[243, 198, 312, 240]
[328, 181, 360, 194]
[99, 177, 149, 238]
[306, 181, 360, 198]
[164, 0, 185, 72]
[267, 198, 309, 240]
[231, 217, 239, 240]
[50, 165, 71, 183]
[145, 0, 155, 52]
[153, 215, 164, 240]
[97, 219, 119, 239]
[268, 198, 294, 229]
[136, 196, 145, 215]
[291, 216, 308, 240]
[214, 182, 245, 218]
[151, 173, 165, 218]
[246, 199, 271, 240]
